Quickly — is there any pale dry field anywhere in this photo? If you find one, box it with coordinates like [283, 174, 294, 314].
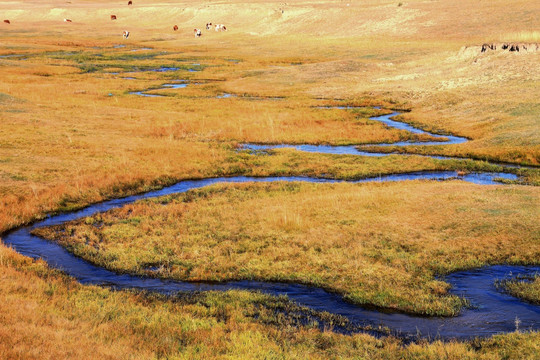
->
[1, 0, 539, 358]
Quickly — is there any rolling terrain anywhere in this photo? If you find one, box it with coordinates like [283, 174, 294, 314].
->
[1, 0, 539, 358]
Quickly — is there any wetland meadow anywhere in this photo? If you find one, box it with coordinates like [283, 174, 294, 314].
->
[0, 0, 539, 359]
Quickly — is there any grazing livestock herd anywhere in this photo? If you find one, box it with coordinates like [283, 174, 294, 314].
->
[2, 1, 228, 40]
[194, 23, 226, 37]
[205, 22, 227, 32]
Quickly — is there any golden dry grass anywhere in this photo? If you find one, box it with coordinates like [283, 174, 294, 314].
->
[1, 0, 539, 233]
[1, 0, 539, 357]
[2, 244, 540, 359]
[34, 181, 540, 316]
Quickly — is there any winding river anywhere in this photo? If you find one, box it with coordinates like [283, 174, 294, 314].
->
[2, 101, 539, 340]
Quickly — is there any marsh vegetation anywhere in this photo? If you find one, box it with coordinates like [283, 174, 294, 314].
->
[34, 181, 540, 316]
[496, 275, 540, 305]
[1, 0, 539, 358]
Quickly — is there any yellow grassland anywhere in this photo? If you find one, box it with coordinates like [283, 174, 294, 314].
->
[1, 0, 539, 358]
[2, 244, 540, 359]
[34, 181, 540, 316]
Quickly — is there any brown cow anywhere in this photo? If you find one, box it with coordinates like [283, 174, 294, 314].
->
[64, 18, 72, 22]
[173, 25, 178, 31]
[3, 20, 10, 24]
[206, 23, 212, 30]
[111, 15, 117, 20]
[128, 1, 132, 5]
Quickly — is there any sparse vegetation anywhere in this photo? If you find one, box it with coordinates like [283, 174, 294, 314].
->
[500, 31, 540, 42]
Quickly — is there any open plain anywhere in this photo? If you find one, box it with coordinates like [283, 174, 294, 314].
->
[1, 0, 539, 358]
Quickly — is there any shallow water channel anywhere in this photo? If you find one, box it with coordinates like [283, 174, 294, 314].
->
[129, 81, 189, 97]
[4, 173, 539, 340]
[242, 110, 471, 161]
[2, 103, 538, 340]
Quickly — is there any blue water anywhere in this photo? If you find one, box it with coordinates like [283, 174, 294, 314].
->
[162, 82, 188, 89]
[129, 79, 189, 96]
[217, 93, 236, 98]
[3, 174, 538, 340]
[241, 110, 471, 159]
[148, 66, 178, 72]
[239, 110, 536, 170]
[128, 91, 165, 97]
[3, 70, 538, 340]
[0, 54, 25, 58]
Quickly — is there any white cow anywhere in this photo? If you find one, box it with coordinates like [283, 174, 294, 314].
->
[194, 28, 202, 37]
[214, 24, 227, 32]
[122, 30, 130, 39]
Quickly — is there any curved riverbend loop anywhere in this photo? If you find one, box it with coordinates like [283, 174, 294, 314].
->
[2, 107, 538, 341]
[4, 175, 539, 340]
[241, 111, 516, 165]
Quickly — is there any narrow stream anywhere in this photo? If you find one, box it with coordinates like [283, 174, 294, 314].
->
[240, 111, 538, 170]
[2, 99, 538, 340]
[4, 173, 539, 340]
[242, 111, 469, 160]
[129, 81, 188, 97]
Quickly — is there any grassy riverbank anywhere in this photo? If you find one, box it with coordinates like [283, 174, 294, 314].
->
[34, 181, 540, 316]
[497, 275, 540, 305]
[1, 0, 540, 357]
[2, 244, 540, 360]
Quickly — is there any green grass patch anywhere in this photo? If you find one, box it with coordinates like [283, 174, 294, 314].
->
[496, 275, 540, 305]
